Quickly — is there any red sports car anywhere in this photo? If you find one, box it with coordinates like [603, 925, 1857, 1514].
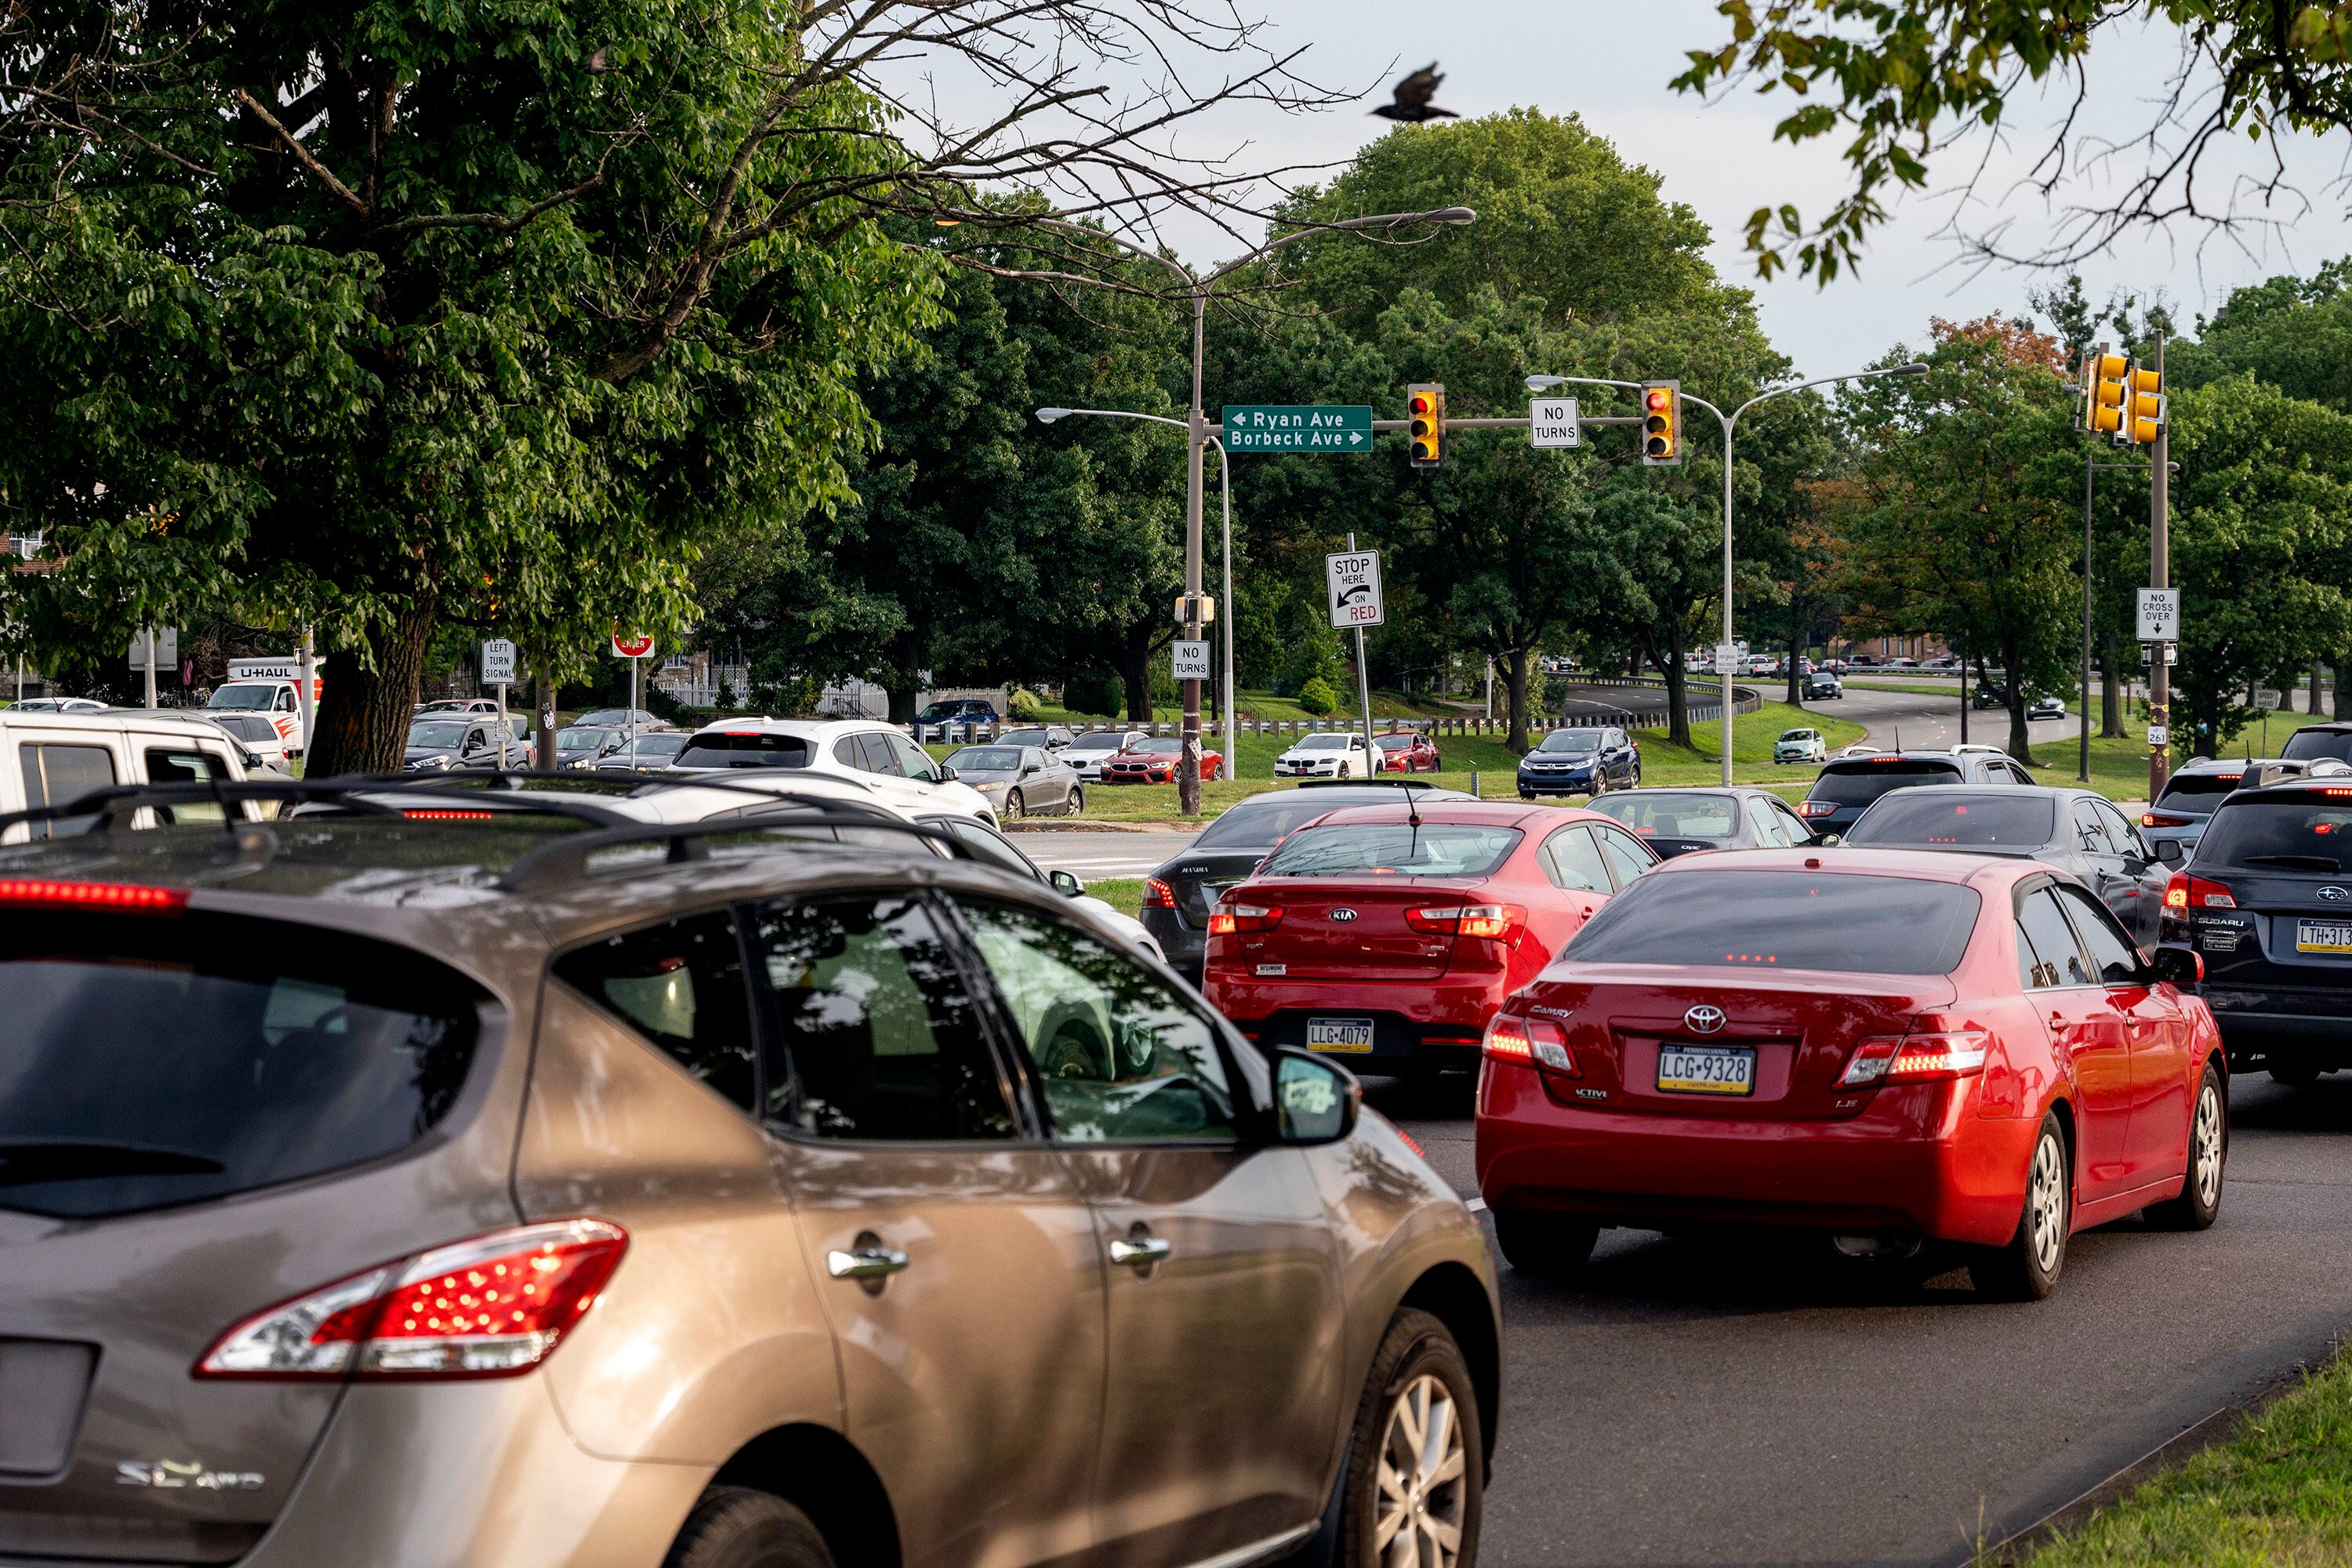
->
[1204, 800, 1660, 1079]
[1099, 735, 1223, 783]
[1374, 730, 1443, 773]
[1475, 848, 2226, 1299]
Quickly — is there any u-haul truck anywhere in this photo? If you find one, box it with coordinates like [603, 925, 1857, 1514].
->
[207, 658, 326, 756]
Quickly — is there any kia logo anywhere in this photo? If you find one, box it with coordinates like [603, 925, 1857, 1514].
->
[1329, 908, 1359, 922]
[1683, 1004, 1728, 1036]
[2321, 886, 2350, 902]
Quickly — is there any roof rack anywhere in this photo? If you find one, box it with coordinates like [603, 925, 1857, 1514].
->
[0, 773, 646, 840]
[1294, 777, 1450, 790]
[494, 801, 968, 895]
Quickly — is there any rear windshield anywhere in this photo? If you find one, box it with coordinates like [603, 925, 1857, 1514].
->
[2195, 794, 2352, 872]
[673, 732, 814, 769]
[1570, 872, 1981, 975]
[1846, 794, 2054, 847]
[1258, 822, 1522, 879]
[0, 912, 481, 1218]
[1587, 792, 1739, 841]
[2155, 772, 2249, 803]
[2281, 729, 2352, 764]
[1809, 760, 1962, 808]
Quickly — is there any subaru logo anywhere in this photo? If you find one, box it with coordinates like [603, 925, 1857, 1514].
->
[1682, 1004, 1728, 1036]
[2321, 886, 2350, 902]
[1329, 908, 1358, 922]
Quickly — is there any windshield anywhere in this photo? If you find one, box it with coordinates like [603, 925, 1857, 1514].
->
[946, 747, 1023, 771]
[2281, 729, 2352, 764]
[998, 729, 1049, 747]
[408, 721, 473, 749]
[916, 703, 975, 722]
[628, 733, 686, 757]
[1537, 730, 1606, 753]
[1846, 794, 2055, 847]
[1570, 872, 1981, 975]
[1298, 735, 1354, 751]
[1809, 760, 1962, 808]
[556, 728, 607, 752]
[672, 731, 814, 769]
[2195, 793, 2352, 870]
[1376, 735, 1415, 750]
[1588, 792, 1740, 840]
[207, 685, 277, 710]
[1258, 822, 1522, 879]
[1067, 733, 1126, 753]
[1779, 731, 1817, 742]
[1134, 738, 1182, 756]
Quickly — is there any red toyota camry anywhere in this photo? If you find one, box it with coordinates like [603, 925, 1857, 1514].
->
[1475, 848, 2227, 1300]
[1204, 800, 1659, 1079]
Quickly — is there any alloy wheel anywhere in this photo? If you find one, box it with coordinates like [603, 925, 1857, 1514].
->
[2192, 1081, 2223, 1209]
[1374, 1373, 1467, 1566]
[2027, 1132, 2066, 1276]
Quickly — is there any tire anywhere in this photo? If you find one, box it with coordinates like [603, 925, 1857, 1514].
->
[1972, 1112, 2070, 1301]
[1491, 1208, 1600, 1280]
[1067, 785, 1085, 816]
[1007, 789, 1025, 819]
[661, 1487, 835, 1568]
[1324, 1309, 1484, 1568]
[2147, 1065, 2227, 1231]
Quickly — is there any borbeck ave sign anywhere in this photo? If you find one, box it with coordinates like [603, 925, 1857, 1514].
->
[1222, 405, 1373, 452]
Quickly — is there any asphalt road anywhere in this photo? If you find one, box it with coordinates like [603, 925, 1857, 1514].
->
[1370, 1069, 2352, 1568]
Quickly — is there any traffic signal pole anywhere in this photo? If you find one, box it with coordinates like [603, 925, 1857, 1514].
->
[1181, 295, 1207, 817]
[2149, 332, 2171, 801]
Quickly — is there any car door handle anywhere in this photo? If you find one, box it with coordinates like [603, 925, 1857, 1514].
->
[826, 1244, 909, 1280]
[1108, 1236, 1173, 1269]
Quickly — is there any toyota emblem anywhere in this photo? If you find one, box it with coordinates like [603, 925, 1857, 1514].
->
[2321, 886, 2350, 902]
[1682, 1004, 1728, 1036]
[1329, 908, 1359, 923]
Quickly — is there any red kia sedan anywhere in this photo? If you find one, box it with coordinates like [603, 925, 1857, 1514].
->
[1475, 848, 2226, 1299]
[1102, 735, 1224, 783]
[1204, 800, 1659, 1079]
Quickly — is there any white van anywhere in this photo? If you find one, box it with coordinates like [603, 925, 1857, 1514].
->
[1, 710, 253, 842]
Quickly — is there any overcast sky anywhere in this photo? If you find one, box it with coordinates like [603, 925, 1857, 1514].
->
[1104, 0, 2352, 372]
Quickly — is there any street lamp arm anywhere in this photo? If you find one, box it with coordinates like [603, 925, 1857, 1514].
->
[1035, 406, 1189, 430]
[1732, 361, 1929, 423]
[1524, 373, 1647, 394]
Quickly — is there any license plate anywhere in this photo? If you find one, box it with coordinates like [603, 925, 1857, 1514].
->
[1307, 1017, 1375, 1052]
[1657, 1044, 1756, 1096]
[2296, 920, 2352, 953]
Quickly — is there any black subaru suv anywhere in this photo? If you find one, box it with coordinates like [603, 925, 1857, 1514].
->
[2159, 776, 2352, 1085]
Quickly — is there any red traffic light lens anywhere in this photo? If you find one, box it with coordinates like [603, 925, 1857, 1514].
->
[1646, 389, 1671, 412]
[1410, 394, 1432, 414]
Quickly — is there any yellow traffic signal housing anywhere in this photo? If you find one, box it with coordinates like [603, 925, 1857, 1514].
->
[2082, 351, 2127, 436]
[1641, 381, 1681, 466]
[1408, 383, 1444, 468]
[2124, 363, 2164, 445]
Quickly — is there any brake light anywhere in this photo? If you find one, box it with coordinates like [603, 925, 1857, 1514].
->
[1207, 902, 1283, 935]
[1480, 1013, 1577, 1075]
[196, 1220, 626, 1381]
[401, 808, 497, 821]
[1142, 877, 1176, 909]
[2164, 873, 2235, 910]
[0, 878, 187, 913]
[2142, 812, 2192, 828]
[1871, 755, 1900, 764]
[1796, 800, 1836, 818]
[2324, 787, 2352, 798]
[1838, 1025, 1989, 1086]
[1405, 903, 1526, 941]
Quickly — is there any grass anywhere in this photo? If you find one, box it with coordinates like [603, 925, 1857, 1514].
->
[2018, 1348, 2352, 1567]
[1086, 878, 1145, 918]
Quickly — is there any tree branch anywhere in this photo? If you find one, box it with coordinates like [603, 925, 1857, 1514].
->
[231, 85, 369, 219]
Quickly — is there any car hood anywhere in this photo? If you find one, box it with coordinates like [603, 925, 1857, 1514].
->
[404, 746, 459, 764]
[1525, 752, 1595, 764]
[1278, 748, 1349, 761]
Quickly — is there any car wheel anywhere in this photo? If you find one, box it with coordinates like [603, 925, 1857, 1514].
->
[1321, 1308, 1483, 1568]
[1973, 1112, 2069, 1301]
[1007, 789, 1025, 819]
[2147, 1065, 2227, 1231]
[1491, 1208, 1599, 1280]
[1068, 785, 1085, 815]
[661, 1486, 834, 1568]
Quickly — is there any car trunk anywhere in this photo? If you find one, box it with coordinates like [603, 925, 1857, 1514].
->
[2188, 866, 2352, 988]
[1532, 965, 1958, 1120]
[1164, 848, 1272, 927]
[1233, 877, 1480, 979]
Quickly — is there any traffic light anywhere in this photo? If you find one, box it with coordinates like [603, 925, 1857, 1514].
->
[2123, 361, 2165, 445]
[1407, 383, 1444, 468]
[2082, 350, 2127, 437]
[1641, 381, 1681, 466]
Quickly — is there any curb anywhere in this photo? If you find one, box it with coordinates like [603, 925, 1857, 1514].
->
[1000, 819, 1175, 834]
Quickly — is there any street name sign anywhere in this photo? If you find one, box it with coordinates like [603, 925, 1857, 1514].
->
[1171, 640, 1211, 681]
[481, 638, 517, 685]
[1327, 550, 1385, 629]
[1530, 397, 1581, 448]
[1223, 405, 1374, 452]
[2137, 587, 2180, 642]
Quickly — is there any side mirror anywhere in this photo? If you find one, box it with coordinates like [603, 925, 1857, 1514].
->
[2152, 839, 2184, 867]
[1272, 1049, 1360, 1145]
[1022, 764, 1040, 776]
[1817, 833, 1842, 847]
[2150, 945, 2204, 987]
[938, 764, 958, 782]
[1051, 869, 1083, 897]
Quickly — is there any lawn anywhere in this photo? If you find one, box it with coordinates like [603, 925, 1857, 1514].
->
[1087, 878, 1145, 919]
[2020, 1349, 2352, 1566]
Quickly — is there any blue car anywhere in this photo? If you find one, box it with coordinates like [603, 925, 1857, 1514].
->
[1517, 725, 1640, 798]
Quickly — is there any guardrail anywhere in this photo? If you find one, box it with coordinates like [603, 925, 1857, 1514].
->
[914, 688, 1765, 748]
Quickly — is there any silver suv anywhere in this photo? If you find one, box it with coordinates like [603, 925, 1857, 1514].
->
[0, 778, 1497, 1568]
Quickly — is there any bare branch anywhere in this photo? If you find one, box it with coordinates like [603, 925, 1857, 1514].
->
[230, 85, 370, 219]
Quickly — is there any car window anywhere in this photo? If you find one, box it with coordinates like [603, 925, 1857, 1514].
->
[1595, 826, 1654, 889]
[750, 894, 1014, 1141]
[938, 818, 1041, 880]
[2054, 883, 2143, 985]
[2012, 920, 2048, 989]
[2094, 800, 2147, 860]
[1745, 798, 1788, 848]
[2071, 800, 2118, 856]
[274, 689, 296, 712]
[886, 733, 938, 781]
[20, 742, 118, 838]
[1539, 825, 1609, 891]
[1848, 794, 2053, 848]
[1772, 800, 1813, 843]
[956, 899, 1236, 1143]
[143, 746, 228, 826]
[554, 910, 758, 1112]
[854, 733, 898, 775]
[2016, 887, 2092, 988]
[832, 735, 865, 769]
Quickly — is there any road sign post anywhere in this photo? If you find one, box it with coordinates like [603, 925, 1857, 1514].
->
[1223, 405, 1374, 453]
[612, 632, 655, 752]
[1330, 540, 1381, 755]
[482, 639, 517, 770]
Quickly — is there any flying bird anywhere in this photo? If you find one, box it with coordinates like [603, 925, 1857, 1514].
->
[1371, 64, 1457, 123]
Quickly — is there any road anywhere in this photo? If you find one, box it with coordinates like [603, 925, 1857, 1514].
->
[1371, 1069, 2352, 1568]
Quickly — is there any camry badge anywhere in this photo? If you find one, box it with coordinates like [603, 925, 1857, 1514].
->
[1329, 908, 1359, 922]
[1682, 1004, 1728, 1036]
[2321, 886, 2349, 902]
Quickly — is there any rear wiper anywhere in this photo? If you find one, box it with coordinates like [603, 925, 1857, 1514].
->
[0, 1141, 227, 1188]
[2241, 855, 2344, 873]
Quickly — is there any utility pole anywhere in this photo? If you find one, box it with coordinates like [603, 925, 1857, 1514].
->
[2082, 437, 2095, 784]
[2149, 332, 2171, 801]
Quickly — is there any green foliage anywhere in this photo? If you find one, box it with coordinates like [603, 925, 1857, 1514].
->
[1295, 677, 1338, 716]
[1006, 687, 1043, 719]
[2170, 261, 2352, 416]
[1274, 618, 1346, 698]
[1062, 668, 1123, 717]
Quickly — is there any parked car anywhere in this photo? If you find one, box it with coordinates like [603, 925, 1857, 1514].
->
[1517, 726, 1640, 798]
[0, 793, 1498, 1568]
[1847, 655, 1880, 669]
[593, 731, 691, 773]
[1842, 785, 2172, 944]
[0, 709, 256, 842]
[1204, 799, 1659, 1080]
[406, 715, 526, 771]
[1062, 728, 1149, 783]
[1802, 671, 1844, 701]
[1796, 748, 2034, 840]
[2138, 758, 2318, 859]
[1477, 848, 2223, 1298]
[569, 707, 665, 732]
[1374, 729, 1443, 773]
[940, 742, 1083, 818]
[2281, 722, 2352, 767]
[1585, 786, 1818, 858]
[668, 717, 998, 825]
[2028, 695, 2067, 721]
[2160, 775, 2352, 1086]
[9, 696, 110, 713]
[1275, 731, 1377, 779]
[417, 698, 503, 717]
[1774, 728, 1828, 764]
[552, 724, 629, 771]
[997, 724, 1077, 752]
[911, 696, 999, 741]
[1102, 735, 1221, 784]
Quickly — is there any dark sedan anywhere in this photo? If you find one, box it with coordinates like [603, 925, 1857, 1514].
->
[1842, 784, 2171, 944]
[1584, 786, 1820, 858]
[1139, 781, 1472, 983]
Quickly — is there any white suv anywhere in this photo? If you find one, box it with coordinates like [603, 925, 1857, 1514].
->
[669, 718, 997, 824]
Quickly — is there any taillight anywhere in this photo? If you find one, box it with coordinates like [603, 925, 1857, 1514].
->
[1838, 1024, 1989, 1087]
[0, 877, 187, 913]
[1796, 800, 1835, 818]
[401, 808, 497, 821]
[2142, 812, 2192, 828]
[2164, 873, 2235, 910]
[196, 1219, 626, 1381]
[1142, 877, 1176, 909]
[1406, 903, 1526, 941]
[1207, 902, 1283, 935]
[1481, 1013, 1577, 1076]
